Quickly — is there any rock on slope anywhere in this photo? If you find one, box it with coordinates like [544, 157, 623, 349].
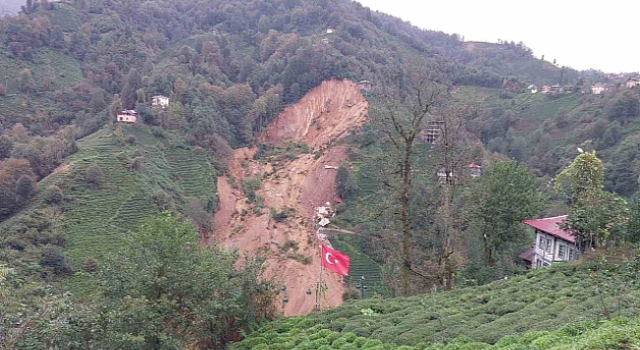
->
[214, 79, 368, 315]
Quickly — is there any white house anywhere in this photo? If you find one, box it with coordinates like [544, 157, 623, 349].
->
[326, 28, 335, 34]
[592, 83, 606, 95]
[151, 95, 170, 109]
[117, 110, 138, 124]
[527, 84, 538, 94]
[520, 215, 579, 269]
[627, 78, 640, 89]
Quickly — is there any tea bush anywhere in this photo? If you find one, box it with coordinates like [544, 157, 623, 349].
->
[233, 261, 640, 349]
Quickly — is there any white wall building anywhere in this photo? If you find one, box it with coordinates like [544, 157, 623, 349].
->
[117, 110, 138, 124]
[151, 95, 170, 109]
[591, 83, 606, 95]
[627, 78, 640, 89]
[520, 215, 579, 269]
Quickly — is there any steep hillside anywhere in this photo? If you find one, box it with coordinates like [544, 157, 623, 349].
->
[232, 260, 640, 349]
[215, 79, 368, 315]
[0, 124, 217, 295]
[457, 85, 640, 197]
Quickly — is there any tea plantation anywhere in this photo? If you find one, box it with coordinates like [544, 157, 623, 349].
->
[232, 260, 640, 349]
[0, 124, 218, 296]
[331, 234, 385, 296]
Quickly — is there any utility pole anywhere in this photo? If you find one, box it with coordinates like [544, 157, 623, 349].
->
[316, 245, 323, 311]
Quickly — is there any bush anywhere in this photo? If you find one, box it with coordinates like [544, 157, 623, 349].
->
[3, 235, 29, 250]
[15, 174, 36, 201]
[152, 190, 174, 211]
[85, 164, 103, 188]
[131, 156, 145, 170]
[41, 245, 70, 274]
[342, 288, 361, 301]
[83, 258, 99, 273]
[271, 206, 295, 223]
[242, 175, 262, 201]
[151, 126, 167, 138]
[0, 83, 6, 96]
[288, 253, 311, 265]
[126, 135, 137, 144]
[43, 185, 64, 204]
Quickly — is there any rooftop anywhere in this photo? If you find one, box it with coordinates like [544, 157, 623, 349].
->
[519, 247, 535, 262]
[522, 215, 574, 243]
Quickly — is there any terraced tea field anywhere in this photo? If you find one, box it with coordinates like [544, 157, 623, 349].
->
[232, 260, 640, 349]
[0, 125, 218, 296]
[331, 234, 384, 297]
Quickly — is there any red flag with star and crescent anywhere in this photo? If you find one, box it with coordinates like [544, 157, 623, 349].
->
[321, 244, 350, 276]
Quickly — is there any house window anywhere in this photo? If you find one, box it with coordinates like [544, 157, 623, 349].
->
[558, 244, 566, 260]
[538, 235, 544, 250]
[546, 238, 553, 253]
[569, 248, 575, 260]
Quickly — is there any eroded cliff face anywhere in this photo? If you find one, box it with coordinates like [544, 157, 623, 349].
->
[214, 79, 368, 315]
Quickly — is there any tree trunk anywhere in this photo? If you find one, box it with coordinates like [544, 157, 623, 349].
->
[401, 144, 412, 296]
[483, 231, 495, 267]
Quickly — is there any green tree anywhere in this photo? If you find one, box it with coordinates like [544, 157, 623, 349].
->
[15, 174, 35, 202]
[43, 185, 63, 204]
[98, 214, 276, 349]
[18, 68, 34, 93]
[609, 92, 640, 125]
[555, 151, 627, 250]
[473, 160, 542, 266]
[120, 68, 142, 109]
[627, 200, 640, 243]
[43, 68, 52, 91]
[51, 25, 65, 48]
[109, 94, 122, 123]
[0, 135, 13, 159]
[85, 163, 103, 188]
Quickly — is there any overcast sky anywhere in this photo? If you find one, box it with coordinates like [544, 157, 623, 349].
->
[355, 0, 639, 73]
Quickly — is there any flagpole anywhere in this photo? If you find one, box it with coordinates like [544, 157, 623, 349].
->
[317, 244, 323, 311]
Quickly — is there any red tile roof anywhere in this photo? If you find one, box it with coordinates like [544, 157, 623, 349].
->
[522, 215, 574, 243]
[466, 163, 482, 168]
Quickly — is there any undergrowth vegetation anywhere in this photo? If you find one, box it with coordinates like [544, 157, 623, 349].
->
[232, 317, 640, 350]
[233, 259, 640, 349]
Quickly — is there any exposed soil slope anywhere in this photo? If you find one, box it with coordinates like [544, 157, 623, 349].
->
[214, 79, 367, 315]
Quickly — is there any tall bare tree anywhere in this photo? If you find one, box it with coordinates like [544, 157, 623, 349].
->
[371, 65, 446, 296]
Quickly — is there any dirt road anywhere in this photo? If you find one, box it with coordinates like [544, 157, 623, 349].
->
[214, 79, 368, 315]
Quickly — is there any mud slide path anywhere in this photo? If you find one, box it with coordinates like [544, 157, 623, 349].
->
[214, 80, 368, 316]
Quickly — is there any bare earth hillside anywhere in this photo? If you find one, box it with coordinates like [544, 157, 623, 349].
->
[214, 79, 368, 315]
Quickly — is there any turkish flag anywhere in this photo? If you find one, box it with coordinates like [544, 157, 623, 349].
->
[321, 244, 350, 276]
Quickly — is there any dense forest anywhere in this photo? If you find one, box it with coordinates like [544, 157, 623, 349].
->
[1, 0, 640, 348]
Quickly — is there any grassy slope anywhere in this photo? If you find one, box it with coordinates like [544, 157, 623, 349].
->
[232, 261, 640, 349]
[1, 124, 217, 296]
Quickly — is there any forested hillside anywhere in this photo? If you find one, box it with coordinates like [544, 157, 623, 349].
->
[2, 0, 640, 348]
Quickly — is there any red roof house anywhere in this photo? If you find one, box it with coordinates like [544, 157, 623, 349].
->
[522, 215, 574, 243]
[521, 215, 578, 268]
